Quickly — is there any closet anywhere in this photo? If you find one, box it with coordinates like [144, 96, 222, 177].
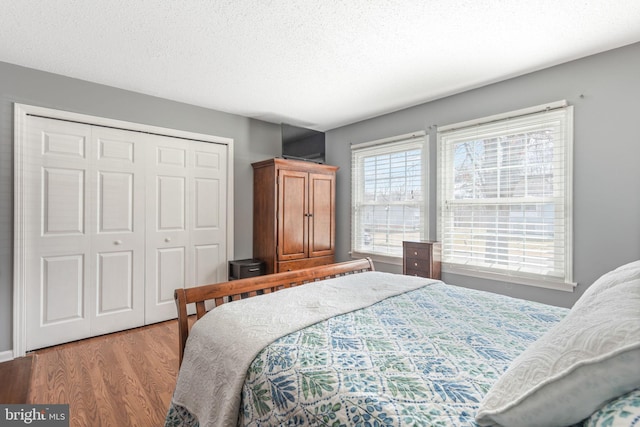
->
[19, 112, 229, 351]
[252, 158, 337, 274]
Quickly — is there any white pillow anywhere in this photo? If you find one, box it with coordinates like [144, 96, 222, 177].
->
[475, 278, 640, 427]
[573, 260, 640, 310]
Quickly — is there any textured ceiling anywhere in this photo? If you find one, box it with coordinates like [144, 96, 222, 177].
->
[2, 1, 640, 130]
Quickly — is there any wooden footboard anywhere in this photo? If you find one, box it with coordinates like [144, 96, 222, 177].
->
[174, 258, 375, 366]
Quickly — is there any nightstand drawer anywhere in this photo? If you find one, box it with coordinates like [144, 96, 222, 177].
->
[405, 266, 433, 278]
[404, 246, 431, 260]
[405, 257, 431, 272]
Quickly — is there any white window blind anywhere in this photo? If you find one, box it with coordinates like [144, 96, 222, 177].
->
[437, 102, 574, 290]
[351, 132, 427, 259]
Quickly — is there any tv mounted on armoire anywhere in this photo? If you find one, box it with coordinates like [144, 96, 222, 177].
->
[281, 123, 325, 164]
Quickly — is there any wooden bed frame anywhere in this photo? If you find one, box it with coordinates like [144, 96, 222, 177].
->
[174, 258, 375, 365]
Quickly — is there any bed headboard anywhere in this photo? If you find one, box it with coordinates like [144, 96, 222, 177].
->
[174, 258, 375, 366]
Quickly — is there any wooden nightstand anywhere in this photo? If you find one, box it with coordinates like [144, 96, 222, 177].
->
[403, 241, 442, 280]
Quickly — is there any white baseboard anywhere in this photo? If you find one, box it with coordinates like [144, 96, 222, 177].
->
[0, 349, 14, 363]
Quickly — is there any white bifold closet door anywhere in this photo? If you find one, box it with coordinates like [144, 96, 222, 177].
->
[23, 116, 227, 351]
[144, 134, 228, 324]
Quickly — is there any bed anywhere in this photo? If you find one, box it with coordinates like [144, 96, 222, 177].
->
[166, 258, 640, 427]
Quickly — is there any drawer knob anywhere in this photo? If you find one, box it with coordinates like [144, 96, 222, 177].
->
[414, 251, 418, 255]
[414, 262, 418, 267]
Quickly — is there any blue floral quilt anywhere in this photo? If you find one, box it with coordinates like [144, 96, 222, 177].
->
[236, 283, 566, 426]
[168, 281, 640, 426]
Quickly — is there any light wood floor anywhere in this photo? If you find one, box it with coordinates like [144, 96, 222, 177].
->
[0, 354, 34, 403]
[28, 320, 180, 427]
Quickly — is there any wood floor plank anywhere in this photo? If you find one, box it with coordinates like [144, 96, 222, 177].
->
[0, 355, 34, 403]
[28, 320, 180, 427]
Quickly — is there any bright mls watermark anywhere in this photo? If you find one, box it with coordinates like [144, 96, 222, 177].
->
[0, 405, 69, 426]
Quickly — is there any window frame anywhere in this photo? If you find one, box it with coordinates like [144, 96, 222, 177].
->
[351, 131, 429, 265]
[436, 101, 575, 291]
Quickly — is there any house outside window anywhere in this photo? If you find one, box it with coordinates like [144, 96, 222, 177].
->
[437, 102, 574, 290]
[351, 132, 427, 262]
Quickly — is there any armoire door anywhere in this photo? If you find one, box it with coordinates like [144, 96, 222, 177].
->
[277, 169, 308, 261]
[144, 135, 228, 324]
[308, 172, 335, 258]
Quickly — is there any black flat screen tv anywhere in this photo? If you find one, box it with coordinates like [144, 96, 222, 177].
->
[281, 123, 325, 163]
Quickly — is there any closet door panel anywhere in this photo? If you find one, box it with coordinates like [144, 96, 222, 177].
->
[41, 254, 84, 323]
[157, 175, 186, 230]
[190, 144, 227, 289]
[96, 251, 134, 313]
[155, 247, 186, 304]
[146, 137, 189, 323]
[25, 117, 92, 351]
[195, 244, 220, 285]
[98, 171, 134, 232]
[145, 138, 229, 323]
[146, 148, 189, 323]
[98, 137, 134, 162]
[90, 127, 145, 335]
[195, 178, 219, 228]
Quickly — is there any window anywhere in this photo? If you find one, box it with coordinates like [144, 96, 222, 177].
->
[437, 102, 574, 290]
[351, 132, 427, 261]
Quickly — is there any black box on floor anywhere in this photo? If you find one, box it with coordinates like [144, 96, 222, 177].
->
[228, 259, 265, 280]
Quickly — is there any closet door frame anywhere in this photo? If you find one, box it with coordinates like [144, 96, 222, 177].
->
[13, 103, 234, 358]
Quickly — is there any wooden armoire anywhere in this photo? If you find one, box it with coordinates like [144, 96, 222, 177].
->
[252, 158, 338, 274]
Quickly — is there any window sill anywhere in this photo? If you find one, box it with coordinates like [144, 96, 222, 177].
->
[443, 264, 577, 292]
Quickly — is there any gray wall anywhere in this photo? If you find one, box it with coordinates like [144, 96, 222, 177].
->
[2, 42, 639, 353]
[0, 61, 281, 352]
[327, 42, 640, 308]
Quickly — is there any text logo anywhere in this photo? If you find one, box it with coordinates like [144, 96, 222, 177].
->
[0, 405, 69, 426]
